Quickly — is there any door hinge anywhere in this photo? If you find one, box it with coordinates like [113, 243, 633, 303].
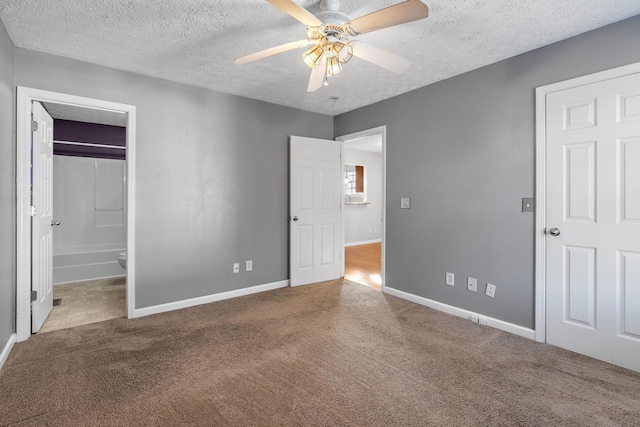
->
[31, 120, 38, 132]
[30, 290, 37, 302]
[30, 206, 37, 216]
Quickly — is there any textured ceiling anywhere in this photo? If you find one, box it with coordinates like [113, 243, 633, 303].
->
[43, 102, 127, 127]
[2, 1, 639, 116]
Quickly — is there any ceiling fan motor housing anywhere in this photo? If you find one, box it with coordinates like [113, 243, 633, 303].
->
[315, 10, 350, 25]
[316, 0, 350, 32]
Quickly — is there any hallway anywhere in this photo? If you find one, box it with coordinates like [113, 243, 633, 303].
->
[344, 242, 382, 291]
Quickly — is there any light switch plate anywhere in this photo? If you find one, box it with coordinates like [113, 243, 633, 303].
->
[401, 197, 411, 209]
[522, 198, 535, 213]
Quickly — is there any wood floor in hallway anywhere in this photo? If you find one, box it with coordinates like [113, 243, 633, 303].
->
[344, 242, 382, 291]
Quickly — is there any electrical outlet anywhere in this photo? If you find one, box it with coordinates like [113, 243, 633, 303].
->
[467, 277, 477, 292]
[246, 260, 253, 272]
[233, 263, 240, 273]
[446, 272, 455, 286]
[485, 283, 496, 298]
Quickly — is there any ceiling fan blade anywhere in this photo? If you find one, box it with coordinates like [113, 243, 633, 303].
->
[307, 54, 328, 92]
[348, 0, 429, 35]
[267, 0, 323, 27]
[235, 39, 311, 65]
[352, 42, 411, 74]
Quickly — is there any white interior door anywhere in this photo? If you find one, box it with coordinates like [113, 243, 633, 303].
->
[290, 136, 341, 286]
[31, 101, 54, 333]
[546, 72, 640, 371]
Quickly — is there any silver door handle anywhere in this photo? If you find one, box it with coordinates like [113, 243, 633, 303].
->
[51, 220, 61, 227]
[292, 216, 299, 222]
[548, 227, 560, 236]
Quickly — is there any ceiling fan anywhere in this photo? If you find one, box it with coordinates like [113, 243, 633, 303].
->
[234, 0, 430, 92]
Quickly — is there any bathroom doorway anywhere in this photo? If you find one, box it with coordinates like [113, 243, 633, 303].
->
[40, 102, 128, 333]
[16, 87, 137, 342]
[336, 126, 386, 292]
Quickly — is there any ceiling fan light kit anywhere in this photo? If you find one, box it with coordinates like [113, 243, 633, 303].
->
[234, 0, 430, 92]
[303, 44, 325, 68]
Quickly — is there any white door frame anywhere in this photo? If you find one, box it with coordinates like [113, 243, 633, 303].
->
[16, 87, 137, 342]
[336, 126, 386, 291]
[534, 62, 640, 343]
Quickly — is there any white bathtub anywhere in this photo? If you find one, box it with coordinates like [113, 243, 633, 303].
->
[53, 245, 126, 285]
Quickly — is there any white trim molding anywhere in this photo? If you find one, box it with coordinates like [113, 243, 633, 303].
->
[134, 280, 290, 318]
[344, 239, 382, 247]
[385, 287, 536, 341]
[534, 62, 640, 344]
[16, 87, 137, 342]
[0, 334, 17, 371]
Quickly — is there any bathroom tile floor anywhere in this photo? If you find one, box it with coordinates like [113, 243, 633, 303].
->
[39, 277, 126, 334]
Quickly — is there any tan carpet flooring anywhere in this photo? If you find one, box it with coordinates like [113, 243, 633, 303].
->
[1, 280, 639, 426]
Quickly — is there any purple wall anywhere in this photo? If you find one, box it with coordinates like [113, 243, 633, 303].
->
[53, 119, 126, 160]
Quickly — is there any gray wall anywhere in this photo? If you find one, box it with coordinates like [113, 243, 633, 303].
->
[0, 19, 15, 349]
[335, 15, 640, 329]
[14, 49, 333, 309]
[344, 149, 382, 244]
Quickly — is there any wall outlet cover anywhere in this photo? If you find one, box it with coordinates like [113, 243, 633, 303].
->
[485, 283, 496, 298]
[446, 272, 455, 286]
[467, 277, 478, 292]
[233, 263, 240, 273]
[246, 260, 253, 271]
[400, 197, 411, 209]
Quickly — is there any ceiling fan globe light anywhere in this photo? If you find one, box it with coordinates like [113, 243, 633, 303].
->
[327, 56, 342, 76]
[303, 45, 324, 68]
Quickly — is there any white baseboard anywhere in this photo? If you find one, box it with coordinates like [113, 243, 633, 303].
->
[345, 239, 382, 247]
[134, 280, 290, 318]
[384, 287, 535, 341]
[0, 333, 17, 372]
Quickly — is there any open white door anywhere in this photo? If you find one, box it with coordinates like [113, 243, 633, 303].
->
[290, 136, 341, 286]
[31, 101, 54, 333]
[545, 72, 640, 371]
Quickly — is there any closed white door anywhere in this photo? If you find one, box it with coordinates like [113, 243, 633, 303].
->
[290, 136, 341, 286]
[546, 73, 640, 371]
[31, 101, 54, 333]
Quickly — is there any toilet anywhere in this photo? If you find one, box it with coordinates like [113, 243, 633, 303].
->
[118, 252, 126, 270]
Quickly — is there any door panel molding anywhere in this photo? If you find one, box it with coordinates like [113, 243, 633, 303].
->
[16, 87, 137, 342]
[30, 102, 54, 332]
[535, 62, 640, 344]
[289, 136, 342, 286]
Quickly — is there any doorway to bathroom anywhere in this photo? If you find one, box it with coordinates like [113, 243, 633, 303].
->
[42, 103, 128, 333]
[336, 127, 386, 292]
[16, 87, 137, 342]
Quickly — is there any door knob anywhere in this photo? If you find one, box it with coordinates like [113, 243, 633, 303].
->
[548, 227, 560, 236]
[292, 216, 299, 222]
[51, 220, 61, 227]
